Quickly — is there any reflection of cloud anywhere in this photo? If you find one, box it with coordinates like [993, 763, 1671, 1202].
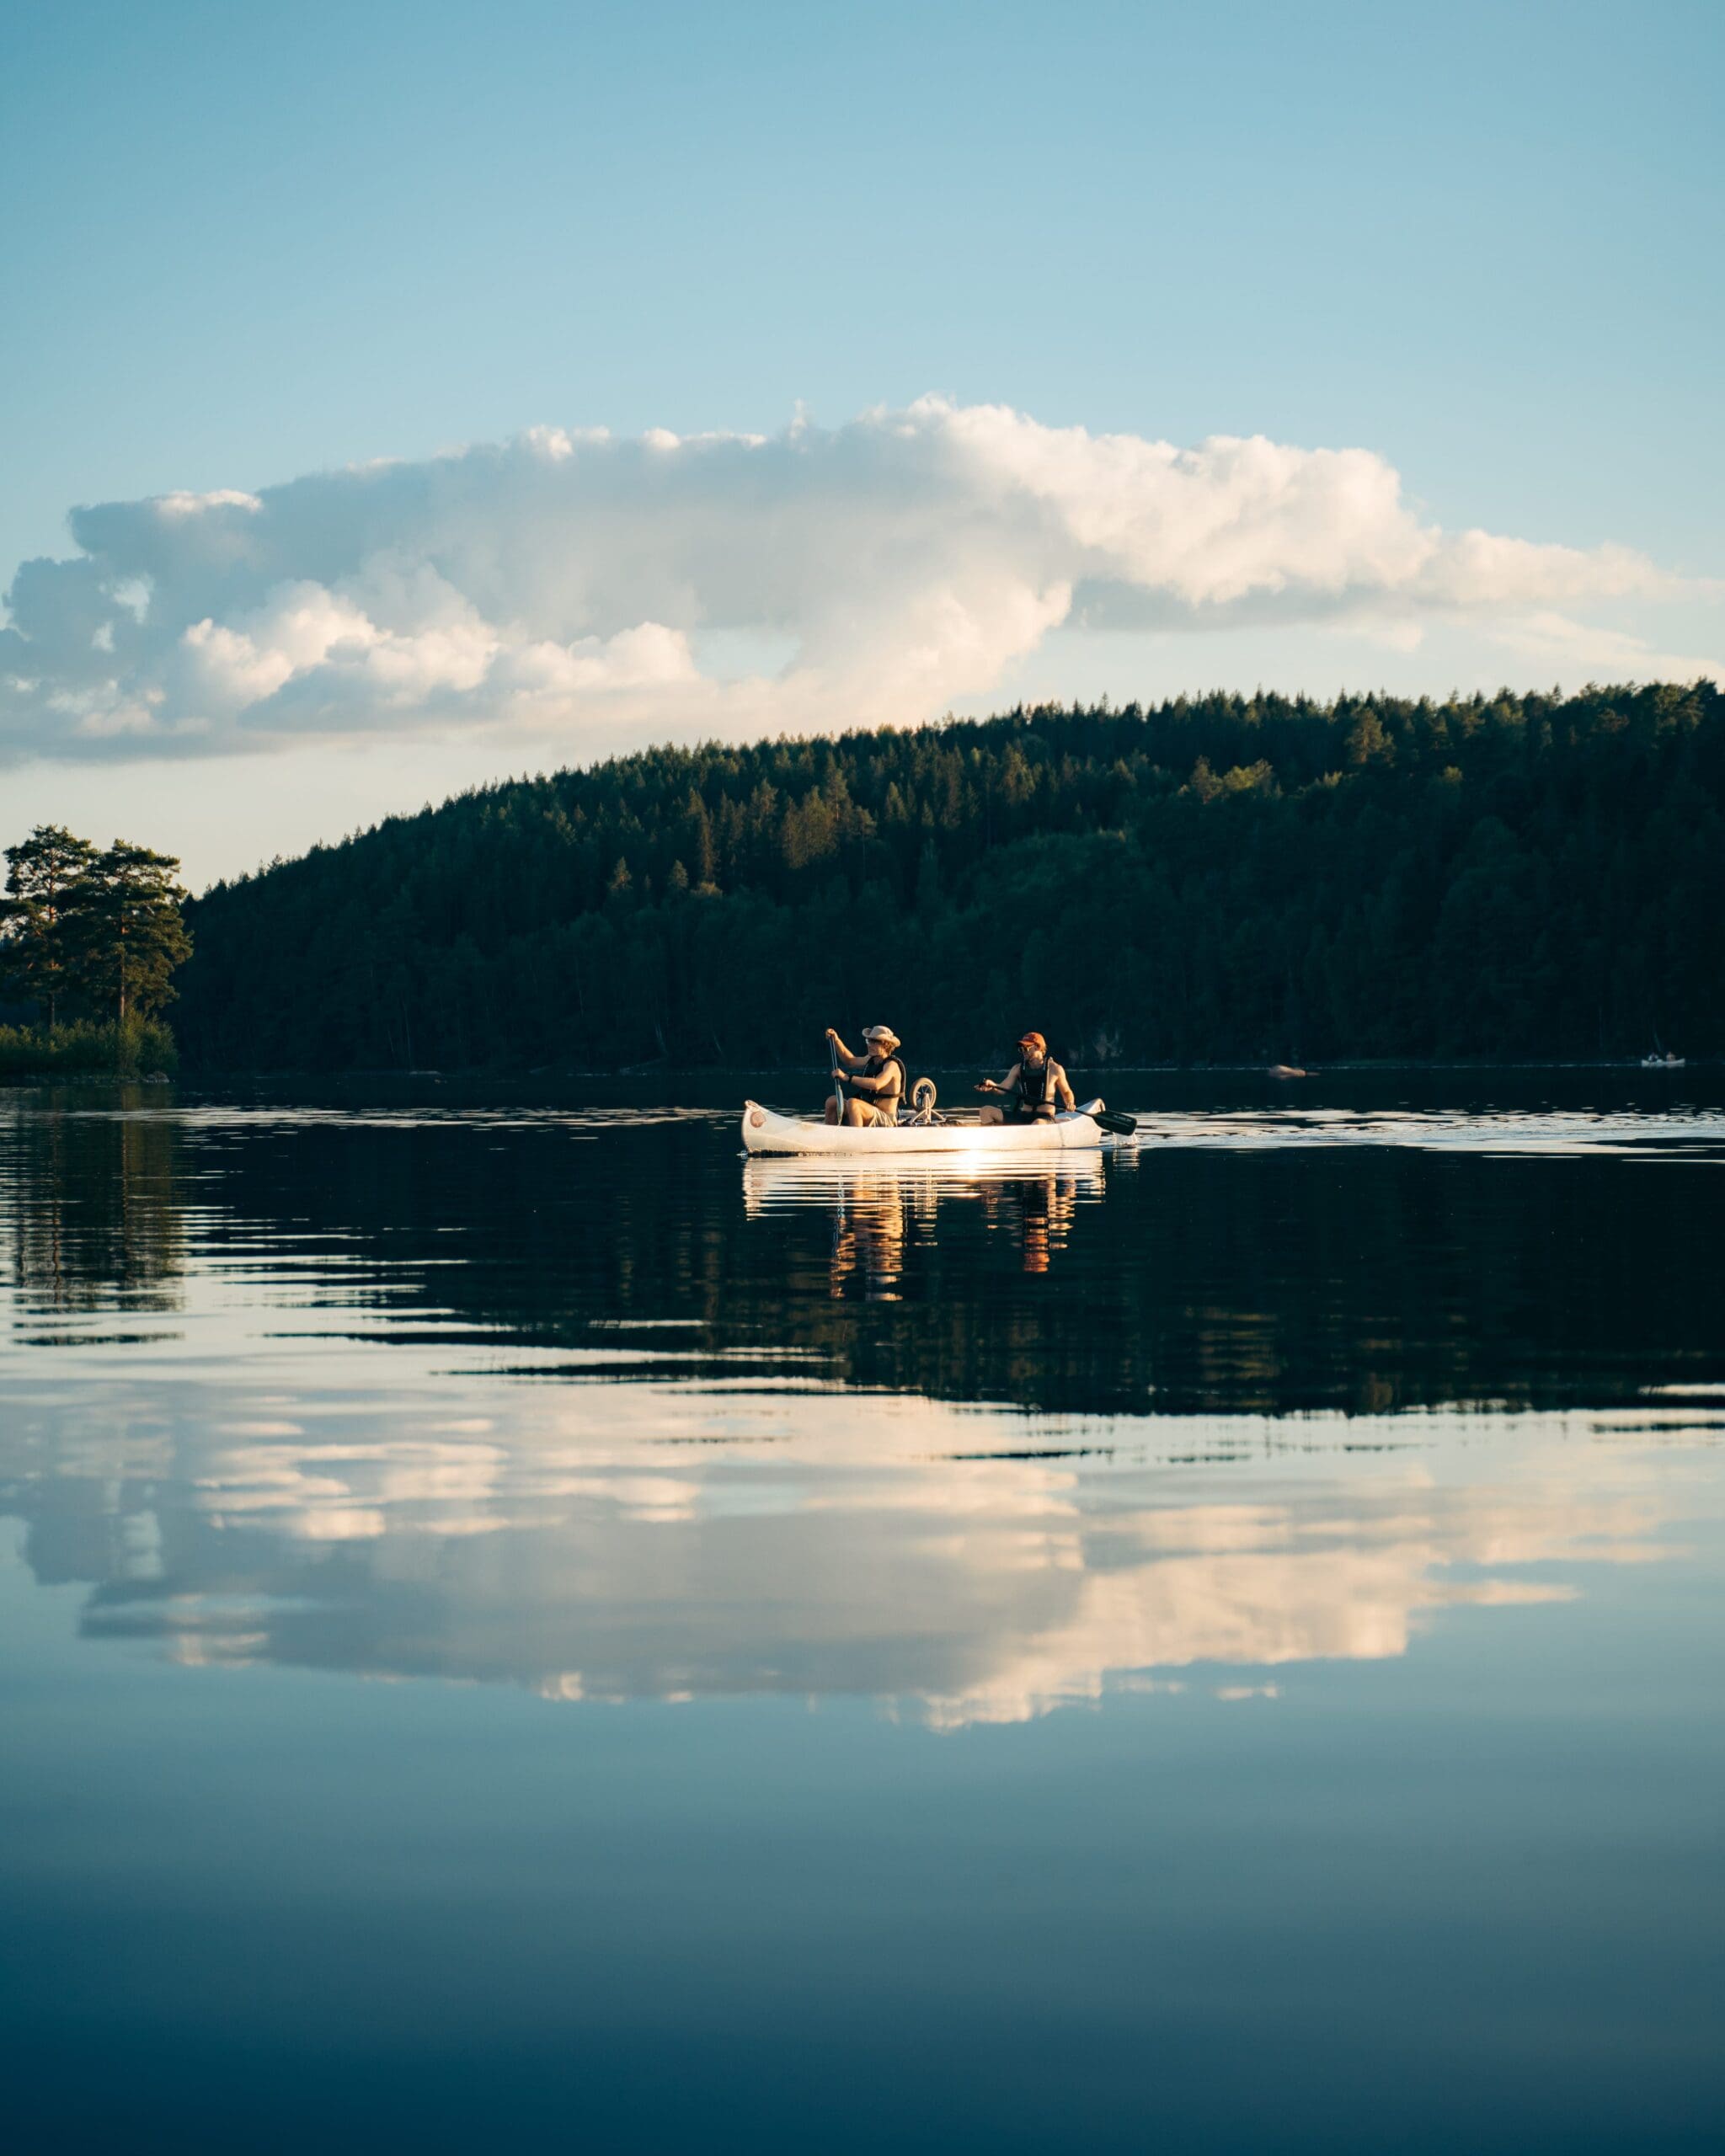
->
[196, 1438, 511, 1535]
[912, 1516, 1598, 1729]
[7, 1368, 1693, 1727]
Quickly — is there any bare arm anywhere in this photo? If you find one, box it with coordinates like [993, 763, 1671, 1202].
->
[1052, 1062, 1076, 1111]
[825, 1029, 866, 1073]
[977, 1061, 1023, 1096]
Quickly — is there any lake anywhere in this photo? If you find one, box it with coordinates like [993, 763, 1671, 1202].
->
[3, 1070, 1723, 2153]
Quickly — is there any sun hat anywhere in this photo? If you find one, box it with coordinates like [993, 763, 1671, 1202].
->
[862, 1024, 901, 1048]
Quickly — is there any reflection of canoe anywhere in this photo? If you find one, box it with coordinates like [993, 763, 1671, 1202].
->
[742, 1155, 1106, 1213]
[741, 1099, 1108, 1155]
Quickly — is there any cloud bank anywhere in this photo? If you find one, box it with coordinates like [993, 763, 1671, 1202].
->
[1, 397, 1712, 762]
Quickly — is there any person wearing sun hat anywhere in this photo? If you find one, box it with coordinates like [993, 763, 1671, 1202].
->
[823, 1023, 907, 1127]
[976, 1029, 1075, 1125]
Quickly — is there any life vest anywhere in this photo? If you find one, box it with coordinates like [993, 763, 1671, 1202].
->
[845, 1054, 905, 1105]
[1018, 1057, 1053, 1108]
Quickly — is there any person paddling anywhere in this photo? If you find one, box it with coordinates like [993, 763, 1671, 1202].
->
[977, 1030, 1075, 1124]
[824, 1025, 906, 1127]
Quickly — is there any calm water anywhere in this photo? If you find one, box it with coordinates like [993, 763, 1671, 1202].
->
[3, 1071, 1723, 2153]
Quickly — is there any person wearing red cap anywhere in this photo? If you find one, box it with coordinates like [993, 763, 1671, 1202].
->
[976, 1031, 1074, 1125]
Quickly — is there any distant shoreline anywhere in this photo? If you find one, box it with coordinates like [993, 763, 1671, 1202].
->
[4, 1055, 1710, 1089]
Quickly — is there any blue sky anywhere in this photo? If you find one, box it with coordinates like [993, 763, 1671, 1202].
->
[3, 0, 1721, 883]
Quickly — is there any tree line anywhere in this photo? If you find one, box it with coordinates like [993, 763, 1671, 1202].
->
[0, 826, 192, 1069]
[171, 678, 1722, 1072]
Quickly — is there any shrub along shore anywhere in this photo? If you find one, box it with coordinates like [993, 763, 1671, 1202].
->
[0, 1017, 179, 1078]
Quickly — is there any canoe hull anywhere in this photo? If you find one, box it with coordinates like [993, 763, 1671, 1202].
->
[740, 1099, 1107, 1155]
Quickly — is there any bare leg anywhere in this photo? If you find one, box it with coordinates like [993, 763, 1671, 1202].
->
[842, 1097, 872, 1126]
[824, 1098, 840, 1124]
[979, 1104, 1004, 1125]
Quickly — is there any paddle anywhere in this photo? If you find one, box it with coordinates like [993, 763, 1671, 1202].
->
[1071, 1095, 1136, 1135]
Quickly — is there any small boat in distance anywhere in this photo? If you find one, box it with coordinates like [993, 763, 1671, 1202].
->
[1641, 1052, 1685, 1068]
[741, 1099, 1116, 1155]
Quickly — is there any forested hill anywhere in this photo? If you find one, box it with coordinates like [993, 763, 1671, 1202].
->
[178, 683, 1724, 1072]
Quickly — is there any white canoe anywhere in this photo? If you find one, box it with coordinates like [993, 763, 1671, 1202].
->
[741, 1098, 1108, 1155]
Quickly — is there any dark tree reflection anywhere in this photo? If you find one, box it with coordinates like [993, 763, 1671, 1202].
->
[1, 1089, 185, 1326]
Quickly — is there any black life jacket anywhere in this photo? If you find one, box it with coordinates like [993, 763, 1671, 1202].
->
[846, 1054, 905, 1104]
[1018, 1057, 1052, 1107]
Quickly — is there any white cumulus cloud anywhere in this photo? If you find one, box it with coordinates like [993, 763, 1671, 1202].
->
[1, 396, 1714, 763]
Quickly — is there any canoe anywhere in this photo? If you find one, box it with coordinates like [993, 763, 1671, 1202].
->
[741, 1098, 1109, 1155]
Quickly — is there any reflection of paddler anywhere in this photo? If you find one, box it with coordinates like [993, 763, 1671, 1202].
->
[1012, 1171, 1080, 1274]
[830, 1172, 907, 1299]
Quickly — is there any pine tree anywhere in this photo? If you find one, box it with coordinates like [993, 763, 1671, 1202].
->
[0, 824, 99, 1028]
[69, 842, 194, 1024]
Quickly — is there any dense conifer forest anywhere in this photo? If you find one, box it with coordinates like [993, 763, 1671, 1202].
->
[177, 682, 1723, 1072]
